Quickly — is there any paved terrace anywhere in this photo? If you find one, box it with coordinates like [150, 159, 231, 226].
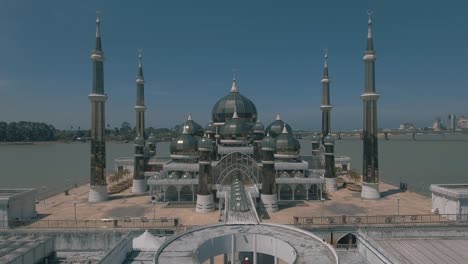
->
[34, 181, 431, 226]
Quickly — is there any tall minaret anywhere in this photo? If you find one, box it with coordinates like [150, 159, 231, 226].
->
[361, 11, 380, 200]
[260, 133, 278, 213]
[132, 49, 147, 194]
[135, 49, 146, 139]
[196, 135, 215, 213]
[88, 12, 108, 202]
[320, 49, 332, 141]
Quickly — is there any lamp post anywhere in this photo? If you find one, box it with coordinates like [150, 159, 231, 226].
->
[41, 186, 47, 208]
[153, 202, 156, 220]
[73, 202, 77, 223]
[397, 198, 400, 216]
[321, 199, 325, 218]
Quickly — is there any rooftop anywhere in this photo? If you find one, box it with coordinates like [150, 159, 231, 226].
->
[0, 188, 36, 200]
[431, 184, 468, 199]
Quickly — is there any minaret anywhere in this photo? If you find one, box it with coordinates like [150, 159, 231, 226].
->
[132, 49, 147, 194]
[320, 49, 332, 141]
[88, 12, 108, 202]
[361, 11, 380, 200]
[196, 135, 215, 213]
[260, 133, 278, 213]
[324, 134, 337, 192]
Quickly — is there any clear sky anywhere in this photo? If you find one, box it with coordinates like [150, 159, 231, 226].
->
[0, 0, 467, 130]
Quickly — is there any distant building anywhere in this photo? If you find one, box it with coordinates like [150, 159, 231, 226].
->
[447, 114, 457, 131]
[431, 184, 468, 220]
[432, 117, 445, 131]
[0, 189, 36, 228]
[458, 116, 468, 130]
[399, 123, 416, 130]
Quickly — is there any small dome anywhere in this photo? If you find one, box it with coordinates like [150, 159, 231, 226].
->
[220, 110, 251, 138]
[261, 133, 276, 150]
[147, 133, 157, 144]
[198, 135, 213, 151]
[280, 171, 291, 178]
[311, 133, 321, 143]
[134, 135, 144, 145]
[266, 113, 292, 138]
[253, 120, 265, 134]
[211, 78, 257, 123]
[324, 134, 335, 144]
[275, 126, 300, 154]
[177, 113, 204, 137]
[168, 171, 179, 179]
[170, 127, 198, 155]
[204, 121, 215, 134]
[293, 171, 304, 178]
[181, 172, 193, 179]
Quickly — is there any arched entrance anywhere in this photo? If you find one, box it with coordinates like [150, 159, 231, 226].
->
[165, 186, 178, 202]
[279, 185, 292, 200]
[336, 233, 357, 249]
[180, 186, 193, 202]
[214, 152, 260, 186]
[294, 184, 306, 200]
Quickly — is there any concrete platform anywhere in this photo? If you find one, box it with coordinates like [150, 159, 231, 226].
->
[34, 181, 431, 227]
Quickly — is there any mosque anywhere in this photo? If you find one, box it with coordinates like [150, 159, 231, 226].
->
[89, 8, 377, 218]
[144, 78, 330, 214]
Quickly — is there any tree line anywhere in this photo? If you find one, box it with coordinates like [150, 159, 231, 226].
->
[0, 121, 177, 142]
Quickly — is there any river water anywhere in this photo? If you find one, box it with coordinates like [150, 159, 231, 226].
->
[1, 135, 467, 197]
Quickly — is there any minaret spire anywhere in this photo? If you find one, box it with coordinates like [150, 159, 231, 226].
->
[88, 11, 108, 202]
[366, 10, 374, 51]
[230, 69, 238, 92]
[95, 11, 102, 52]
[361, 10, 380, 200]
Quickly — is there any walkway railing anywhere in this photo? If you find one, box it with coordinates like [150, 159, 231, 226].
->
[0, 217, 179, 229]
[294, 214, 468, 226]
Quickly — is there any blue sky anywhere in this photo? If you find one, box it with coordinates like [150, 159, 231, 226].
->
[0, 0, 467, 130]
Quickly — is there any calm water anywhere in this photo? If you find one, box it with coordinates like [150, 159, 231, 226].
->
[1, 135, 467, 197]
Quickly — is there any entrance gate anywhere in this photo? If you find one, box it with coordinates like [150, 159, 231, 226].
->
[213, 152, 260, 186]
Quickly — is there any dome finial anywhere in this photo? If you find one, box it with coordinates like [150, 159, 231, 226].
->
[282, 124, 288, 134]
[187, 112, 192, 121]
[232, 106, 239, 119]
[276, 113, 281, 121]
[182, 124, 189, 134]
[230, 69, 238, 92]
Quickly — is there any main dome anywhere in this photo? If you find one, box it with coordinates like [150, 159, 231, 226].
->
[211, 79, 257, 123]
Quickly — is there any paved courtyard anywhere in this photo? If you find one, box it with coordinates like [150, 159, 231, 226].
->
[36, 180, 431, 226]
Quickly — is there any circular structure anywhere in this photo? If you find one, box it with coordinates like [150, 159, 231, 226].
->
[198, 136, 213, 151]
[204, 121, 215, 135]
[154, 223, 338, 264]
[275, 128, 300, 155]
[266, 114, 292, 138]
[170, 130, 198, 155]
[220, 116, 252, 139]
[261, 133, 276, 150]
[211, 80, 257, 123]
[324, 134, 336, 144]
[253, 120, 265, 134]
[176, 114, 204, 137]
